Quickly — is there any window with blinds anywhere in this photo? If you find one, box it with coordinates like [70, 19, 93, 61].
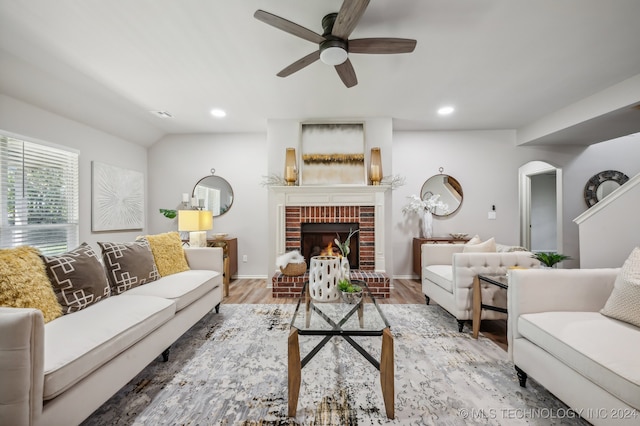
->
[0, 134, 79, 255]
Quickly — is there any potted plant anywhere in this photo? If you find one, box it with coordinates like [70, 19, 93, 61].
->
[338, 278, 363, 304]
[531, 252, 572, 268]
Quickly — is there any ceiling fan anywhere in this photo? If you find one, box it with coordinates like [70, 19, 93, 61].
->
[254, 0, 417, 88]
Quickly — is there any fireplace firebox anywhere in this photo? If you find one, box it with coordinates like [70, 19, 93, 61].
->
[301, 223, 359, 269]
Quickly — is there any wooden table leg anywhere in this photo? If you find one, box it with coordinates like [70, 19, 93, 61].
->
[288, 327, 301, 418]
[380, 327, 395, 419]
[223, 257, 230, 297]
[472, 275, 481, 339]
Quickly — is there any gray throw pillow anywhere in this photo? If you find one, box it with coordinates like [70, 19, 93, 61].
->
[99, 240, 160, 295]
[41, 242, 111, 314]
[600, 247, 640, 328]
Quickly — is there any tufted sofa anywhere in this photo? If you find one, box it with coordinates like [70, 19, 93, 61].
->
[421, 243, 540, 331]
[508, 268, 640, 425]
[0, 246, 223, 426]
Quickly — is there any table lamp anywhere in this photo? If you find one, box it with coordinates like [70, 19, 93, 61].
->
[178, 210, 213, 247]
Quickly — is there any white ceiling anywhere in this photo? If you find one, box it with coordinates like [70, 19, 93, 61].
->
[1, 0, 640, 147]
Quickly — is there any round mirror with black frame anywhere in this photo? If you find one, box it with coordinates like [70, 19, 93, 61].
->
[192, 169, 234, 217]
[583, 170, 629, 208]
[420, 171, 463, 216]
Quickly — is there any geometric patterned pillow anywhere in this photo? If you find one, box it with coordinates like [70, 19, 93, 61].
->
[600, 247, 640, 328]
[98, 240, 160, 295]
[40, 243, 111, 315]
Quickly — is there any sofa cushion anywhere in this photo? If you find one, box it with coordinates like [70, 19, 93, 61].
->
[518, 311, 640, 409]
[463, 237, 496, 253]
[424, 265, 453, 293]
[144, 232, 190, 277]
[43, 295, 175, 400]
[0, 246, 62, 323]
[601, 247, 640, 328]
[41, 243, 110, 314]
[99, 240, 160, 295]
[123, 270, 220, 311]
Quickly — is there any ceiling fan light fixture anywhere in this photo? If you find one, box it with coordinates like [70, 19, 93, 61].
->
[320, 39, 348, 65]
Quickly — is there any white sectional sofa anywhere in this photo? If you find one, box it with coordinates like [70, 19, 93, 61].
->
[421, 242, 539, 331]
[508, 268, 640, 426]
[0, 246, 223, 426]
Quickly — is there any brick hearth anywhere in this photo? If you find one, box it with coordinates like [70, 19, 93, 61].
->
[272, 205, 390, 298]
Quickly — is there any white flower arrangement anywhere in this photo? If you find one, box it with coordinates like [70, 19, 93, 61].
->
[402, 194, 450, 215]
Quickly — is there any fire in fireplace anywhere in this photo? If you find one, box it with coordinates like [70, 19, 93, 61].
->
[301, 223, 359, 269]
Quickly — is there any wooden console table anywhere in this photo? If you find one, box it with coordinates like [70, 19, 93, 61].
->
[206, 237, 237, 296]
[412, 237, 470, 276]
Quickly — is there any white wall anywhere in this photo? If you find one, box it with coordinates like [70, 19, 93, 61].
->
[147, 133, 268, 278]
[391, 130, 586, 277]
[0, 95, 148, 248]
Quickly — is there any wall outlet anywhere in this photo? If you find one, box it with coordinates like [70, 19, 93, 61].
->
[242, 254, 248, 262]
[488, 211, 497, 220]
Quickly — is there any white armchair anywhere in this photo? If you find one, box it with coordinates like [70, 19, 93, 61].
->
[421, 244, 540, 331]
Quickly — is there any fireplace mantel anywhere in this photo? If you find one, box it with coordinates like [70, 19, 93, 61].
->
[270, 184, 390, 206]
[271, 185, 390, 272]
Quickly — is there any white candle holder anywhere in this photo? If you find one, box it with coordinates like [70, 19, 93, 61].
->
[308, 256, 341, 302]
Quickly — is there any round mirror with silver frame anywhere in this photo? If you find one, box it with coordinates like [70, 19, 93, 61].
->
[192, 169, 234, 217]
[420, 169, 463, 216]
[583, 170, 629, 208]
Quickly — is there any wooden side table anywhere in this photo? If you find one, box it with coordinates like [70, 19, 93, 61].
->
[206, 237, 238, 297]
[412, 237, 470, 276]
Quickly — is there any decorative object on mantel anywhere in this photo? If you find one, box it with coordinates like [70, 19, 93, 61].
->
[276, 250, 307, 276]
[531, 252, 572, 268]
[260, 173, 287, 187]
[380, 174, 406, 189]
[583, 170, 629, 207]
[402, 194, 450, 238]
[309, 255, 341, 301]
[369, 147, 382, 185]
[284, 148, 298, 186]
[178, 210, 213, 247]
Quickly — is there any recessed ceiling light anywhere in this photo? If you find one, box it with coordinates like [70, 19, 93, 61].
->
[437, 106, 455, 115]
[211, 109, 226, 118]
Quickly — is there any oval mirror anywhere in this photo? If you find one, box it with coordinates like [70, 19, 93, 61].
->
[583, 170, 629, 208]
[420, 174, 463, 216]
[192, 172, 234, 217]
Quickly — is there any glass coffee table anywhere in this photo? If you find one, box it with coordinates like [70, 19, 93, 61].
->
[472, 273, 509, 339]
[288, 279, 394, 419]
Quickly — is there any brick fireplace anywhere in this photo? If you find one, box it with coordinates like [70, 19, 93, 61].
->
[270, 186, 390, 298]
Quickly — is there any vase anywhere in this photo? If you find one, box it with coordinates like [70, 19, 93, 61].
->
[421, 209, 433, 238]
[340, 257, 350, 281]
[308, 256, 341, 302]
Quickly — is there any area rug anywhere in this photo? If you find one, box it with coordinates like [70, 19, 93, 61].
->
[81, 304, 588, 425]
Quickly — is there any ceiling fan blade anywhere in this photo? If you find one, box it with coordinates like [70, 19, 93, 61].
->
[349, 38, 417, 54]
[254, 10, 325, 44]
[277, 50, 321, 77]
[332, 0, 371, 39]
[335, 59, 358, 88]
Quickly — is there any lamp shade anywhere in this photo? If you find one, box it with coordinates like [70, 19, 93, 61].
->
[178, 210, 213, 231]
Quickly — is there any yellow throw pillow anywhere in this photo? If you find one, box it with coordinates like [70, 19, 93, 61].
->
[144, 232, 190, 276]
[0, 246, 62, 323]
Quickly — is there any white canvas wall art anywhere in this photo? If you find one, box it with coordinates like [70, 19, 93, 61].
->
[92, 161, 144, 231]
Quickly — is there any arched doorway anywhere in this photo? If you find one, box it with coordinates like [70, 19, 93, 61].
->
[519, 161, 563, 253]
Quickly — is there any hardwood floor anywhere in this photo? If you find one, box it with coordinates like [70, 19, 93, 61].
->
[223, 278, 508, 351]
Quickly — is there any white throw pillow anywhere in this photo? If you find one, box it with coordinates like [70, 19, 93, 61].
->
[466, 235, 482, 245]
[463, 237, 496, 253]
[600, 247, 640, 328]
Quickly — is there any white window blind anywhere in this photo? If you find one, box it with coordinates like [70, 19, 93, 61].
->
[0, 134, 79, 255]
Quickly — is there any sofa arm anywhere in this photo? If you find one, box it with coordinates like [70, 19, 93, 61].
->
[184, 247, 224, 273]
[421, 244, 464, 267]
[507, 268, 619, 358]
[0, 307, 45, 426]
